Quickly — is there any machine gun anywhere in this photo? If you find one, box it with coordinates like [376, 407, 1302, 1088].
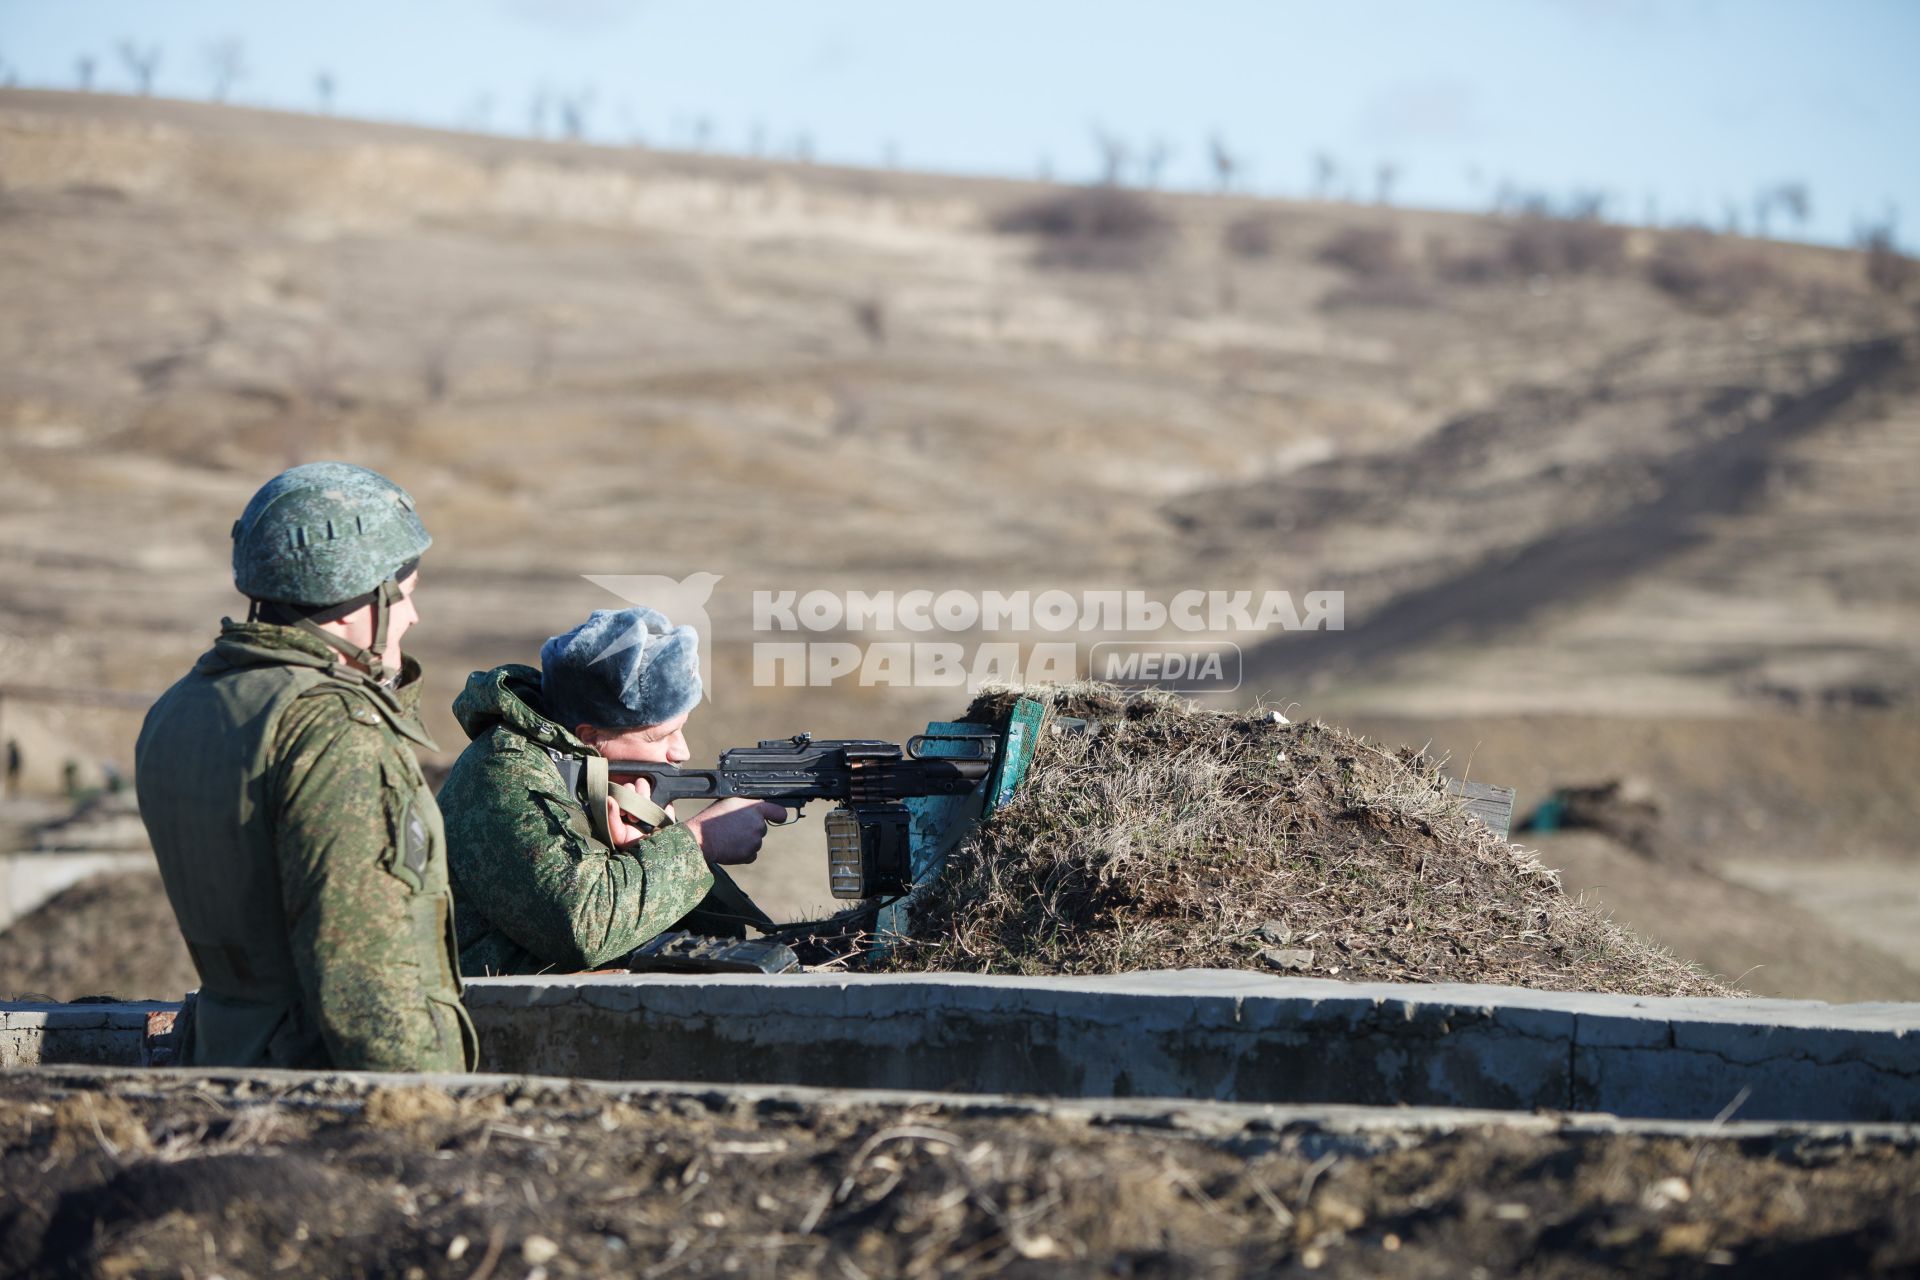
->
[549, 733, 994, 900]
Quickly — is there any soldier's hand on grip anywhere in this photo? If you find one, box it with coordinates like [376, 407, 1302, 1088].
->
[683, 797, 789, 865]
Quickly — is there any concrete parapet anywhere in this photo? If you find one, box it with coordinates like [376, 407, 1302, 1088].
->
[1, 999, 172, 1068]
[6, 972, 1918, 1123]
[463, 970, 1920, 1123]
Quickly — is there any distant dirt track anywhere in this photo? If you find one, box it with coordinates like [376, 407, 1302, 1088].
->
[1240, 334, 1911, 686]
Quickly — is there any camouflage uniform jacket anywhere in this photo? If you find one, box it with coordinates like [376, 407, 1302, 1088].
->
[134, 622, 476, 1072]
[439, 664, 715, 976]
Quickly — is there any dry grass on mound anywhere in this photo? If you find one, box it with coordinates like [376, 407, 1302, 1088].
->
[886, 684, 1730, 997]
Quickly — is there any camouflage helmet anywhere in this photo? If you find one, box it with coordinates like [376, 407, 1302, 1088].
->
[232, 462, 431, 607]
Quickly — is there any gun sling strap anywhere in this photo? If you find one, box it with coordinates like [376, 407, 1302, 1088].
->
[581, 754, 777, 934]
[247, 575, 410, 682]
[582, 752, 674, 843]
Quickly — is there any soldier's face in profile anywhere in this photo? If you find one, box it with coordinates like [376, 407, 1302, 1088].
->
[577, 712, 691, 764]
[386, 570, 422, 650]
[327, 568, 421, 675]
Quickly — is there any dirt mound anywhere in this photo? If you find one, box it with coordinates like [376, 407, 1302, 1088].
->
[4, 1071, 1917, 1278]
[0, 871, 197, 1002]
[886, 684, 1729, 996]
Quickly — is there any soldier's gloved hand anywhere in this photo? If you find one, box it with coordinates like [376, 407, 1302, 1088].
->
[683, 798, 788, 865]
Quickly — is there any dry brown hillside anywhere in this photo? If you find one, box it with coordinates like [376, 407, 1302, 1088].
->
[1, 89, 1916, 998]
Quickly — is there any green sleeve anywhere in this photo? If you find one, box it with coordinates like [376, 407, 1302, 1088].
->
[449, 738, 715, 970]
[269, 697, 449, 1071]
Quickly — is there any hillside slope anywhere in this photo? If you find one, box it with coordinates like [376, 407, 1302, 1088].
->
[1, 89, 1916, 995]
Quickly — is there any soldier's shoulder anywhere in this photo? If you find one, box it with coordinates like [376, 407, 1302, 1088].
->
[288, 678, 388, 730]
[464, 726, 567, 784]
[269, 679, 404, 768]
[445, 728, 570, 811]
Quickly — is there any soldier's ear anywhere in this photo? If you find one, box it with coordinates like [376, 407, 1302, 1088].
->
[574, 723, 600, 745]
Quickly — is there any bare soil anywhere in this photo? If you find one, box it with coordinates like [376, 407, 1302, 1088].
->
[1530, 832, 1920, 1003]
[2, 1071, 1915, 1279]
[0, 872, 195, 1004]
[1334, 711, 1920, 1002]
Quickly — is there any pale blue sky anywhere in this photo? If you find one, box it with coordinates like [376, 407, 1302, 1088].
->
[2, 0, 1913, 245]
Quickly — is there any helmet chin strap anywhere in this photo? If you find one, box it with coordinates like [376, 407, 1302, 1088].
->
[251, 578, 406, 683]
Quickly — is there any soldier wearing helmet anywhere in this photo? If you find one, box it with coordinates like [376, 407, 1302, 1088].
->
[135, 462, 476, 1072]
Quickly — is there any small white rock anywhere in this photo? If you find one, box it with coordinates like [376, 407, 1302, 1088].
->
[1641, 1177, 1693, 1211]
[521, 1235, 560, 1265]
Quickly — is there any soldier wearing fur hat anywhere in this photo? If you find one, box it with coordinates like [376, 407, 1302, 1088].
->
[136, 462, 476, 1072]
[440, 607, 786, 976]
